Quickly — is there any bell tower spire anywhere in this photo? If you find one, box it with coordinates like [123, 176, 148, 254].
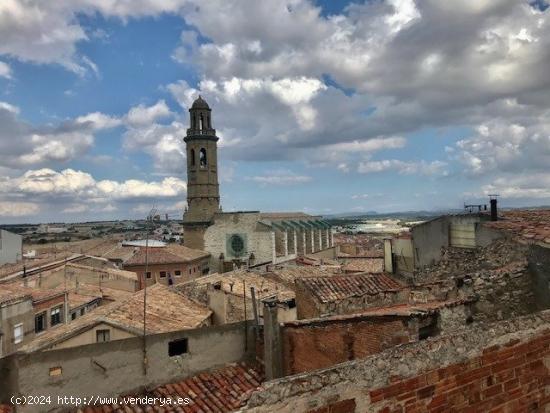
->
[182, 96, 221, 249]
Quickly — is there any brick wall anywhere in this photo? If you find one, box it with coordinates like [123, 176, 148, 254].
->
[367, 334, 549, 413]
[243, 310, 550, 413]
[281, 316, 416, 375]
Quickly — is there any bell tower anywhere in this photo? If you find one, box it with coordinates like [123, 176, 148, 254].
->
[182, 96, 221, 250]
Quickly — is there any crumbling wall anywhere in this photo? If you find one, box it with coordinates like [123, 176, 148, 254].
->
[414, 239, 537, 322]
[243, 310, 550, 413]
[281, 316, 416, 376]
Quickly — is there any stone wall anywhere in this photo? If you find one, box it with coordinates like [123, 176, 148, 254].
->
[414, 238, 539, 323]
[243, 310, 550, 413]
[0, 322, 255, 412]
[281, 316, 416, 376]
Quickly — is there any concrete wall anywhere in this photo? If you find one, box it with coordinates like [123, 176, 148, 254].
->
[410, 216, 449, 268]
[243, 310, 550, 413]
[0, 322, 255, 412]
[49, 322, 135, 350]
[0, 229, 22, 265]
[392, 237, 414, 275]
[305, 246, 337, 260]
[0, 298, 34, 357]
[528, 244, 550, 310]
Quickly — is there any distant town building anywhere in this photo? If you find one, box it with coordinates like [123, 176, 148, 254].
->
[182, 96, 335, 273]
[0, 229, 22, 265]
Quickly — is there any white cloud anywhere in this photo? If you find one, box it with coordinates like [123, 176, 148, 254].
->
[481, 173, 550, 199]
[75, 112, 122, 130]
[125, 100, 172, 127]
[0, 201, 39, 217]
[248, 169, 312, 186]
[0, 60, 12, 79]
[0, 168, 187, 218]
[357, 159, 447, 176]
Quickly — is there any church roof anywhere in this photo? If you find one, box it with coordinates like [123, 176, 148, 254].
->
[191, 95, 210, 109]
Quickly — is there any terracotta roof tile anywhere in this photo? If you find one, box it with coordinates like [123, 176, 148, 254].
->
[124, 245, 210, 266]
[21, 284, 211, 352]
[297, 273, 403, 303]
[342, 258, 384, 273]
[484, 209, 550, 246]
[77, 363, 263, 413]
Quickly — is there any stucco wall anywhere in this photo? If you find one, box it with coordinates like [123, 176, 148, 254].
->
[48, 322, 135, 350]
[0, 299, 34, 357]
[0, 229, 22, 265]
[1, 322, 255, 412]
[410, 216, 449, 268]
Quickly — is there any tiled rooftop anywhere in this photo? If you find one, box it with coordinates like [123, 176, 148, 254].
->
[124, 244, 210, 266]
[68, 291, 102, 311]
[284, 298, 474, 327]
[1, 283, 65, 304]
[0, 287, 31, 305]
[297, 273, 403, 303]
[185, 269, 296, 302]
[266, 265, 340, 286]
[342, 258, 384, 273]
[484, 209, 550, 246]
[77, 362, 263, 413]
[21, 284, 212, 352]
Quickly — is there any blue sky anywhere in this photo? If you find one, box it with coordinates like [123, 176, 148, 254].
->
[1, 0, 550, 223]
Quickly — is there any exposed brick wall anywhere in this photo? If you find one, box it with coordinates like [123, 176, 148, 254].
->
[282, 317, 415, 375]
[367, 333, 549, 413]
[243, 310, 550, 413]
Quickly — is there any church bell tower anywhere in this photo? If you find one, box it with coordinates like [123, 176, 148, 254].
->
[182, 96, 221, 250]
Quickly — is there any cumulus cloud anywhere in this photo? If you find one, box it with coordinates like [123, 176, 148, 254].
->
[0, 168, 187, 218]
[0, 102, 95, 169]
[125, 100, 172, 127]
[481, 173, 550, 199]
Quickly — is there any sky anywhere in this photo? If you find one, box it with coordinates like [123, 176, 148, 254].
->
[1, 0, 550, 223]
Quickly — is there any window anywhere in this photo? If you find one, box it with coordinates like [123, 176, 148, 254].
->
[71, 312, 77, 321]
[190, 149, 195, 166]
[50, 306, 62, 326]
[229, 234, 245, 256]
[160, 271, 167, 278]
[96, 329, 110, 343]
[199, 148, 207, 167]
[189, 268, 192, 275]
[49, 367, 62, 377]
[174, 270, 181, 277]
[146, 271, 152, 279]
[168, 338, 188, 356]
[13, 323, 23, 344]
[35, 312, 46, 333]
[80, 308, 85, 316]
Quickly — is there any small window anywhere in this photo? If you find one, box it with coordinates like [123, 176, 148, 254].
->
[175, 270, 181, 277]
[190, 148, 196, 166]
[50, 306, 62, 326]
[80, 308, 85, 316]
[160, 271, 167, 278]
[35, 312, 46, 333]
[71, 312, 77, 320]
[189, 268, 192, 275]
[168, 338, 188, 356]
[96, 329, 110, 343]
[13, 323, 24, 344]
[146, 271, 152, 279]
[49, 367, 62, 377]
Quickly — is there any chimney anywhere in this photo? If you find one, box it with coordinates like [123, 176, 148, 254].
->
[263, 298, 283, 380]
[489, 195, 498, 221]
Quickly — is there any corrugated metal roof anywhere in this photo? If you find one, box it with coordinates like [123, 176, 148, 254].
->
[76, 362, 263, 413]
[297, 273, 403, 303]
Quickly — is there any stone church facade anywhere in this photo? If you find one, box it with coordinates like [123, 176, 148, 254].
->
[182, 96, 334, 273]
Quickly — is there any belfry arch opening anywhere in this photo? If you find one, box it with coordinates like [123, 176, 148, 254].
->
[199, 148, 207, 167]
